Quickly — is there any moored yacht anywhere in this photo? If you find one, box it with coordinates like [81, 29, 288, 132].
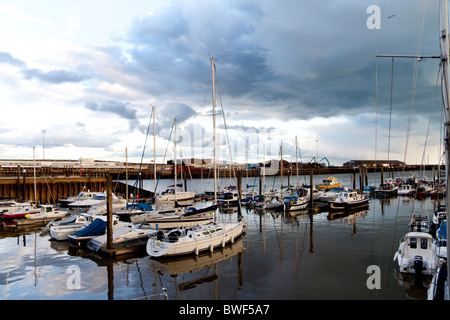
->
[146, 220, 245, 258]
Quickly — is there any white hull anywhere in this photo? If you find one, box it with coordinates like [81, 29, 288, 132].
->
[50, 223, 88, 241]
[156, 192, 195, 204]
[147, 221, 244, 258]
[145, 214, 214, 229]
[87, 226, 156, 252]
[393, 232, 437, 276]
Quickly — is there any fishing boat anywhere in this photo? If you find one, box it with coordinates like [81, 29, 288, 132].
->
[374, 179, 399, 198]
[15, 205, 69, 226]
[393, 232, 438, 276]
[316, 177, 342, 190]
[146, 220, 245, 258]
[408, 213, 431, 233]
[328, 191, 369, 212]
[398, 184, 416, 196]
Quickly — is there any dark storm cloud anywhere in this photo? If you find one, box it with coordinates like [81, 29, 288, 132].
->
[98, 0, 440, 126]
[85, 100, 138, 120]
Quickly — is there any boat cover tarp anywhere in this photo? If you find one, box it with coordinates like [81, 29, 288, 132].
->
[438, 221, 447, 241]
[127, 202, 152, 211]
[73, 218, 106, 237]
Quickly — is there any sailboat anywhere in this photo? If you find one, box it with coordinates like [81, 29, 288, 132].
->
[155, 118, 196, 207]
[146, 58, 245, 258]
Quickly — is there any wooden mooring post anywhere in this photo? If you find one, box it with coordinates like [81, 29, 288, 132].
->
[106, 174, 113, 251]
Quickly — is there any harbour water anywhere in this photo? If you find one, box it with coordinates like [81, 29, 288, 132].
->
[0, 171, 441, 300]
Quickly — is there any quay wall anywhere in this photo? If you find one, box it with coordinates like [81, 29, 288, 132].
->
[0, 163, 439, 204]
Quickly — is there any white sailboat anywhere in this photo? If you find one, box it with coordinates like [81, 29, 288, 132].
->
[146, 58, 244, 258]
[146, 221, 244, 258]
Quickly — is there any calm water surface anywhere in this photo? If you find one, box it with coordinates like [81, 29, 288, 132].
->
[0, 172, 440, 300]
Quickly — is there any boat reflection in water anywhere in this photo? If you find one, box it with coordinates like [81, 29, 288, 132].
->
[147, 238, 245, 299]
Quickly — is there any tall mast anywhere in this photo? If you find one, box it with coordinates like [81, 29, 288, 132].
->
[174, 117, 177, 203]
[439, 0, 450, 295]
[296, 136, 299, 187]
[153, 106, 156, 192]
[211, 58, 218, 205]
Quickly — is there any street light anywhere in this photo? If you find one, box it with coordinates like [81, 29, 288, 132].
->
[41, 129, 46, 160]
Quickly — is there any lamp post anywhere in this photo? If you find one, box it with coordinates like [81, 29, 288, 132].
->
[41, 129, 46, 160]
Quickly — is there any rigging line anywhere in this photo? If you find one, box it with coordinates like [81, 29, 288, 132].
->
[133, 108, 154, 192]
[404, 0, 427, 164]
[214, 62, 244, 214]
[386, 1, 428, 298]
[388, 57, 394, 161]
[151, 122, 175, 204]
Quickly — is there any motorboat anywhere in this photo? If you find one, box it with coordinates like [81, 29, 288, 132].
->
[49, 214, 91, 241]
[67, 215, 123, 247]
[68, 192, 120, 213]
[155, 185, 196, 207]
[408, 213, 431, 233]
[318, 187, 347, 202]
[416, 184, 433, 198]
[393, 232, 438, 276]
[328, 191, 369, 211]
[2, 205, 41, 220]
[87, 225, 157, 252]
[85, 197, 128, 216]
[114, 202, 153, 222]
[374, 179, 399, 198]
[283, 195, 308, 211]
[217, 191, 239, 207]
[0, 201, 32, 215]
[316, 177, 342, 190]
[398, 184, 416, 196]
[146, 220, 245, 258]
[132, 205, 216, 229]
[15, 205, 69, 226]
[58, 191, 102, 208]
[260, 195, 284, 211]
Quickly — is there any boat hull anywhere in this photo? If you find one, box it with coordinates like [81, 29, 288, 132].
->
[329, 198, 369, 211]
[147, 222, 244, 258]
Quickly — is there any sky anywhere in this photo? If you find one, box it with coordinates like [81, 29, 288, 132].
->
[0, 0, 445, 166]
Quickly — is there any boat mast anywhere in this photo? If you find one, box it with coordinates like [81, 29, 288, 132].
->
[296, 136, 299, 188]
[439, 0, 450, 295]
[211, 58, 218, 206]
[174, 117, 177, 204]
[33, 146, 37, 205]
[153, 106, 156, 192]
